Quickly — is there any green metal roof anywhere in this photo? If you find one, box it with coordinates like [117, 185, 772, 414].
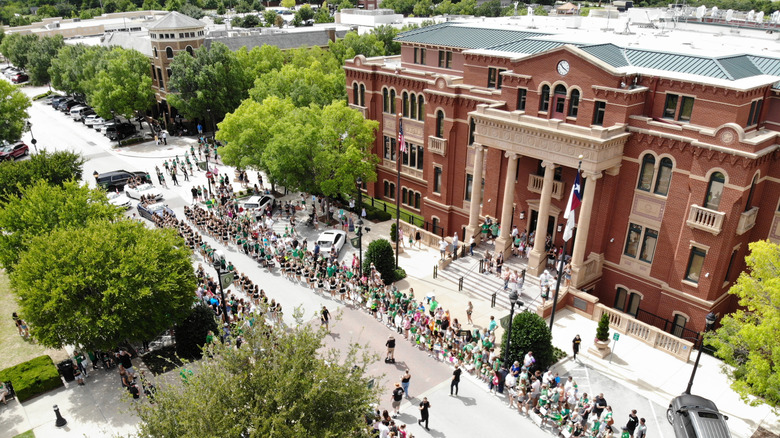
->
[716, 55, 764, 80]
[580, 44, 630, 68]
[487, 39, 567, 54]
[747, 55, 780, 76]
[624, 49, 729, 79]
[396, 23, 550, 50]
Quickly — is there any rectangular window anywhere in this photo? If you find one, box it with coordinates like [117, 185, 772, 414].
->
[465, 174, 473, 201]
[685, 246, 707, 283]
[446, 51, 452, 68]
[747, 99, 763, 126]
[593, 101, 606, 126]
[678, 96, 694, 121]
[624, 223, 642, 258]
[402, 149, 409, 166]
[487, 67, 506, 89]
[663, 94, 678, 119]
[414, 48, 426, 65]
[383, 136, 391, 160]
[437, 50, 452, 68]
[517, 88, 527, 111]
[433, 167, 442, 193]
[639, 228, 658, 263]
[416, 145, 424, 170]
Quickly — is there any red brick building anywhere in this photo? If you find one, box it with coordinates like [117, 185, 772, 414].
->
[345, 21, 780, 334]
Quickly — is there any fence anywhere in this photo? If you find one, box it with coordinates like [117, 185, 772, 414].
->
[636, 308, 702, 343]
[364, 196, 444, 238]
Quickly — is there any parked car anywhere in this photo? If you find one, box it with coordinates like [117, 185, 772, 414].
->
[137, 202, 175, 222]
[58, 100, 81, 112]
[106, 191, 132, 210]
[0, 141, 29, 161]
[125, 183, 163, 201]
[74, 108, 95, 122]
[94, 170, 150, 192]
[241, 195, 276, 218]
[11, 73, 29, 84]
[84, 115, 106, 128]
[106, 122, 137, 141]
[315, 230, 347, 256]
[50, 95, 71, 107]
[667, 394, 731, 438]
[69, 105, 88, 119]
[3, 68, 22, 78]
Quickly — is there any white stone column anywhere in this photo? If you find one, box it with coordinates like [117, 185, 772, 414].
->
[494, 152, 519, 257]
[465, 144, 486, 243]
[528, 160, 556, 276]
[571, 171, 602, 287]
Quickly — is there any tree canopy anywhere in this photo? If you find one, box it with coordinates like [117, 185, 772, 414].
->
[0, 79, 31, 143]
[135, 316, 378, 437]
[0, 150, 83, 201]
[89, 47, 155, 119]
[24, 35, 64, 85]
[218, 97, 378, 198]
[501, 311, 555, 370]
[11, 220, 197, 350]
[0, 180, 122, 271]
[708, 240, 780, 408]
[168, 42, 251, 123]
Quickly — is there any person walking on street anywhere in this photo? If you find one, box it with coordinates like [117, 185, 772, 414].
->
[634, 418, 647, 438]
[161, 130, 167, 145]
[626, 410, 639, 437]
[401, 369, 411, 398]
[466, 301, 474, 325]
[170, 167, 179, 186]
[450, 365, 462, 396]
[385, 336, 396, 362]
[418, 397, 431, 431]
[391, 383, 404, 417]
[572, 334, 582, 360]
[320, 306, 330, 331]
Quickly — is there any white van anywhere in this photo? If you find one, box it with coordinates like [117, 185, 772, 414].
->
[69, 105, 88, 119]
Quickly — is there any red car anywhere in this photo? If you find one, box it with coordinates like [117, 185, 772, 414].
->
[11, 73, 29, 84]
[0, 141, 29, 161]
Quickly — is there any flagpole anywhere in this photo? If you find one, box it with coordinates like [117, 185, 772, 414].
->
[395, 113, 402, 269]
[549, 155, 583, 331]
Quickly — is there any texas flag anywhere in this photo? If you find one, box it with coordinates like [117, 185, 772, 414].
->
[563, 171, 582, 242]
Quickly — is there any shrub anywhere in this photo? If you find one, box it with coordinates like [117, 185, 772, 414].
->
[390, 223, 398, 242]
[394, 267, 406, 281]
[0, 355, 63, 402]
[33, 90, 55, 100]
[175, 303, 219, 360]
[364, 238, 395, 284]
[596, 313, 610, 342]
[501, 311, 554, 371]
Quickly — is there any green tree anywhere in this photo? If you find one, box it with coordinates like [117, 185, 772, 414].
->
[49, 44, 112, 98]
[90, 47, 154, 120]
[135, 315, 377, 437]
[27, 35, 65, 85]
[0, 180, 122, 271]
[314, 3, 333, 22]
[11, 220, 197, 350]
[235, 44, 284, 79]
[708, 240, 780, 408]
[475, 0, 502, 16]
[412, 0, 433, 16]
[0, 33, 38, 69]
[248, 58, 345, 107]
[166, 0, 184, 11]
[216, 1, 226, 13]
[203, 0, 219, 8]
[372, 25, 400, 55]
[251, 0, 265, 10]
[281, 0, 296, 8]
[0, 79, 31, 143]
[262, 9, 277, 26]
[168, 42, 251, 122]
[328, 31, 385, 64]
[595, 312, 610, 341]
[364, 239, 395, 283]
[235, 0, 252, 12]
[37, 4, 59, 17]
[180, 2, 205, 17]
[142, 0, 164, 9]
[0, 151, 83, 202]
[501, 311, 555, 370]
[175, 303, 219, 359]
[533, 5, 549, 15]
[274, 13, 284, 27]
[379, 0, 415, 15]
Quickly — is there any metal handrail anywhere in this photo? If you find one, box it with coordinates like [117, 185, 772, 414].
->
[457, 258, 484, 291]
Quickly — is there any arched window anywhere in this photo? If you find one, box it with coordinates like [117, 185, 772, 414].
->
[417, 95, 425, 121]
[390, 89, 396, 114]
[554, 84, 567, 114]
[186, 45, 194, 56]
[436, 110, 445, 138]
[637, 154, 655, 191]
[359, 84, 365, 106]
[353, 83, 359, 105]
[410, 93, 417, 119]
[402, 188, 408, 205]
[745, 174, 758, 211]
[568, 89, 580, 117]
[402, 92, 409, 117]
[539, 85, 550, 112]
[614, 288, 642, 317]
[705, 171, 726, 210]
[654, 157, 673, 196]
[165, 46, 174, 59]
[414, 192, 421, 209]
[383, 88, 389, 113]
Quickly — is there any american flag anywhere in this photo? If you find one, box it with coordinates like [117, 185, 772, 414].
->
[398, 119, 407, 153]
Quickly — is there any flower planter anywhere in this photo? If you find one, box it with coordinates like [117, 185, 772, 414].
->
[588, 339, 611, 359]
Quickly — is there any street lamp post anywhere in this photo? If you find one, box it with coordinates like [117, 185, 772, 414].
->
[503, 290, 522, 366]
[684, 312, 717, 394]
[211, 251, 231, 324]
[206, 108, 213, 136]
[356, 176, 364, 273]
[26, 121, 38, 153]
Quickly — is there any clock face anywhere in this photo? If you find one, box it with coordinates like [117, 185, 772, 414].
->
[557, 60, 570, 76]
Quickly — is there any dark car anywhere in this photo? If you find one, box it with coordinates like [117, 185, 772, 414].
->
[11, 73, 29, 84]
[137, 202, 175, 222]
[58, 100, 81, 112]
[667, 394, 731, 438]
[106, 122, 137, 141]
[50, 95, 71, 107]
[94, 170, 150, 192]
[0, 141, 29, 161]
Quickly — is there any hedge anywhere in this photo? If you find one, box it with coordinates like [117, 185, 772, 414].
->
[363, 204, 392, 221]
[0, 355, 63, 402]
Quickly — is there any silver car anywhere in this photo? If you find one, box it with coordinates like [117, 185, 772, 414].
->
[667, 394, 731, 438]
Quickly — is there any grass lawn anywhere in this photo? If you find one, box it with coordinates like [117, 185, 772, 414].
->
[0, 271, 68, 371]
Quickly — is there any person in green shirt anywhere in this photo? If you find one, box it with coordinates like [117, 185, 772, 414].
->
[429, 298, 438, 316]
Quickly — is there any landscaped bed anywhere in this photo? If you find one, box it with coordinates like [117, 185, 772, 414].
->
[0, 355, 63, 402]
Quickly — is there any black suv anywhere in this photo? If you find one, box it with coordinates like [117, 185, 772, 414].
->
[106, 123, 137, 141]
[94, 170, 150, 192]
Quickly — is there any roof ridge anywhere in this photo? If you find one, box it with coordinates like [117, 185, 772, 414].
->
[711, 58, 736, 81]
